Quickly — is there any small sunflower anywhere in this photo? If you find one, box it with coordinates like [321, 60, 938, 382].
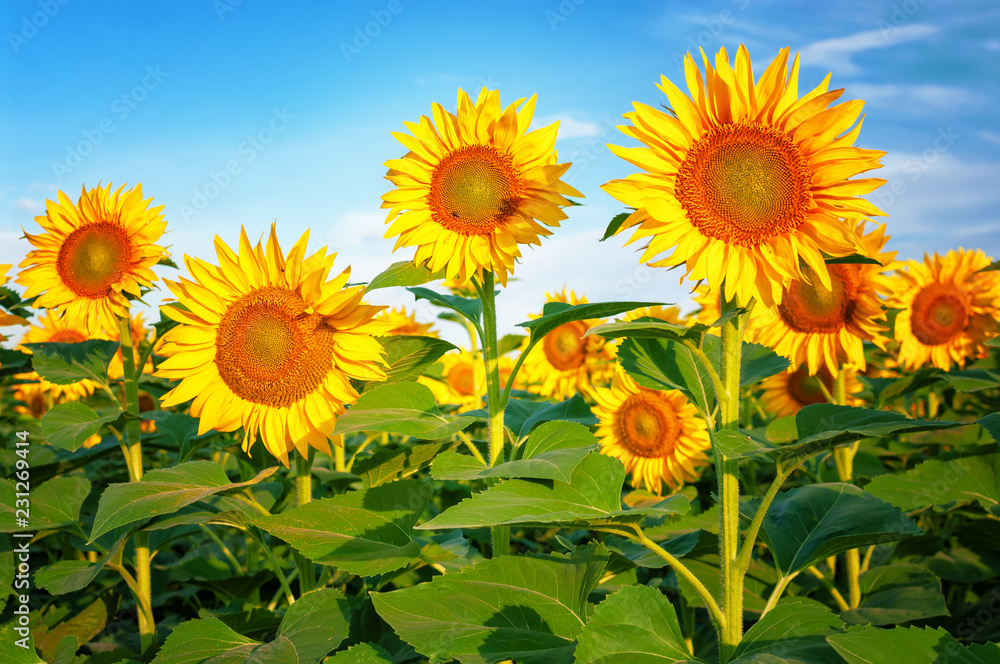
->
[418, 349, 514, 413]
[18, 183, 168, 336]
[602, 46, 885, 308]
[593, 368, 710, 494]
[519, 290, 617, 401]
[156, 226, 387, 466]
[750, 221, 897, 376]
[381, 88, 583, 286]
[888, 249, 1000, 371]
[16, 310, 101, 401]
[759, 365, 863, 418]
[377, 306, 439, 337]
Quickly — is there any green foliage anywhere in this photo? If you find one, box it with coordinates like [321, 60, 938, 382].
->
[366, 260, 445, 290]
[370, 334, 458, 385]
[335, 381, 476, 439]
[41, 402, 123, 451]
[23, 340, 118, 386]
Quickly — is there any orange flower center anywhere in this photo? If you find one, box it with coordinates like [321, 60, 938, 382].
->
[778, 265, 860, 333]
[786, 367, 833, 408]
[56, 222, 133, 299]
[676, 122, 812, 247]
[215, 286, 337, 407]
[911, 283, 969, 346]
[446, 361, 476, 396]
[543, 321, 588, 371]
[47, 329, 87, 343]
[430, 145, 522, 235]
[616, 389, 680, 458]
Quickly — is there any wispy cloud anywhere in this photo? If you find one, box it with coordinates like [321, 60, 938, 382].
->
[799, 24, 937, 75]
[978, 131, 1000, 147]
[13, 198, 42, 213]
[848, 84, 982, 114]
[532, 114, 601, 140]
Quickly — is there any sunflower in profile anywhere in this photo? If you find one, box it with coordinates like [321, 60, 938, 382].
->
[888, 249, 1000, 371]
[156, 226, 387, 466]
[381, 88, 583, 286]
[750, 221, 897, 376]
[16, 310, 101, 401]
[418, 349, 514, 413]
[377, 306, 439, 337]
[759, 365, 863, 418]
[519, 290, 617, 401]
[602, 46, 885, 308]
[18, 183, 168, 336]
[593, 368, 710, 494]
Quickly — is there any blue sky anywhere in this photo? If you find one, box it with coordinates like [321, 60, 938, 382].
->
[1, 0, 998, 343]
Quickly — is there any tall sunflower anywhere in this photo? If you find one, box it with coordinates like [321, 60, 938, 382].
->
[381, 88, 583, 286]
[418, 349, 514, 413]
[888, 249, 1000, 371]
[16, 310, 102, 401]
[602, 46, 885, 308]
[519, 290, 617, 401]
[156, 226, 387, 466]
[18, 183, 168, 335]
[750, 221, 897, 375]
[759, 365, 863, 418]
[377, 306, 439, 337]
[593, 368, 711, 494]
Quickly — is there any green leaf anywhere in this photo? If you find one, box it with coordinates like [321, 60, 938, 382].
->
[255, 480, 431, 576]
[585, 319, 701, 342]
[979, 414, 1000, 445]
[328, 643, 393, 663]
[41, 403, 123, 452]
[420, 452, 689, 530]
[36, 536, 126, 595]
[714, 429, 776, 460]
[366, 260, 445, 291]
[740, 341, 791, 386]
[840, 564, 949, 626]
[731, 597, 844, 664]
[34, 595, 117, 663]
[408, 286, 483, 327]
[89, 461, 278, 542]
[942, 368, 1000, 392]
[466, 394, 598, 441]
[603, 530, 703, 572]
[575, 584, 703, 663]
[618, 336, 714, 415]
[498, 333, 526, 356]
[335, 381, 475, 439]
[371, 542, 608, 664]
[863, 368, 943, 408]
[0, 349, 32, 375]
[0, 622, 45, 663]
[977, 260, 1000, 273]
[371, 335, 458, 385]
[271, 587, 351, 661]
[151, 617, 258, 664]
[748, 483, 921, 576]
[353, 441, 455, 488]
[23, 340, 118, 386]
[433, 421, 597, 483]
[865, 454, 1000, 513]
[0, 477, 90, 533]
[518, 301, 660, 344]
[827, 626, 996, 664]
[601, 211, 631, 241]
[824, 253, 882, 265]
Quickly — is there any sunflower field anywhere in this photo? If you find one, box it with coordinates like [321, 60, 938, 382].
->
[4, 44, 1000, 664]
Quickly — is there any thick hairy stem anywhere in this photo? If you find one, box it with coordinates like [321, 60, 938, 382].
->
[295, 449, 316, 594]
[479, 271, 510, 556]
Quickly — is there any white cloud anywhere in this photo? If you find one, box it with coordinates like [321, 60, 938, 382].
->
[848, 84, 982, 113]
[532, 114, 601, 140]
[13, 198, 42, 213]
[978, 130, 1000, 147]
[799, 24, 937, 75]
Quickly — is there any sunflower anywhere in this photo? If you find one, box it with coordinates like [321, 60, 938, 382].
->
[16, 310, 101, 401]
[418, 349, 514, 413]
[0, 264, 9, 287]
[888, 249, 1000, 371]
[749, 221, 897, 376]
[759, 365, 863, 418]
[13, 382, 103, 448]
[18, 183, 168, 336]
[593, 368, 710, 494]
[602, 46, 885, 309]
[441, 277, 478, 298]
[381, 88, 583, 286]
[0, 264, 29, 342]
[156, 226, 387, 466]
[377, 306, 439, 337]
[518, 290, 617, 401]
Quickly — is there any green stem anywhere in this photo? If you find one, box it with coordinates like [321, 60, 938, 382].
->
[761, 572, 799, 617]
[735, 462, 798, 576]
[831, 369, 861, 608]
[807, 565, 850, 612]
[717, 295, 744, 663]
[117, 315, 155, 657]
[465, 319, 484, 412]
[199, 524, 243, 574]
[478, 270, 510, 557]
[255, 527, 295, 607]
[295, 449, 316, 595]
